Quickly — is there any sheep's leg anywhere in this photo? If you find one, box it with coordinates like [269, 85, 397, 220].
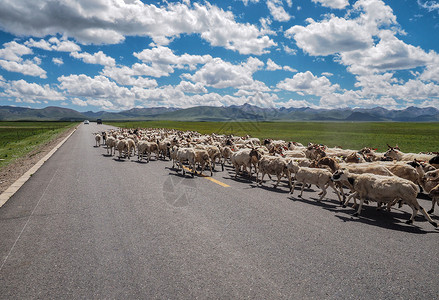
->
[318, 185, 327, 202]
[428, 197, 437, 214]
[259, 173, 265, 186]
[407, 201, 438, 227]
[190, 160, 195, 177]
[353, 197, 365, 216]
[274, 173, 282, 188]
[299, 182, 305, 198]
[290, 181, 296, 195]
[286, 171, 292, 190]
[343, 192, 357, 208]
[336, 182, 345, 202]
[234, 164, 239, 178]
[328, 181, 341, 203]
[181, 161, 186, 175]
[405, 203, 418, 225]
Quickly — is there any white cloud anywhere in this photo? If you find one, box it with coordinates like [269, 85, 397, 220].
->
[0, 59, 47, 78]
[0, 41, 32, 61]
[283, 45, 297, 55]
[266, 58, 297, 72]
[176, 81, 208, 94]
[277, 71, 339, 96]
[70, 51, 116, 66]
[417, 0, 439, 11]
[339, 32, 437, 75]
[276, 99, 315, 108]
[24, 39, 52, 51]
[2, 79, 64, 101]
[351, 0, 398, 36]
[102, 63, 173, 82]
[420, 56, 439, 83]
[311, 0, 349, 9]
[319, 90, 399, 109]
[285, 16, 373, 56]
[0, 1, 275, 55]
[183, 57, 266, 90]
[286, 0, 399, 57]
[27, 37, 81, 52]
[322, 72, 333, 76]
[266, 58, 282, 71]
[240, 0, 260, 5]
[71, 98, 87, 107]
[58, 74, 135, 109]
[267, 0, 292, 22]
[81, 99, 116, 110]
[52, 57, 63, 65]
[101, 65, 161, 87]
[133, 46, 212, 70]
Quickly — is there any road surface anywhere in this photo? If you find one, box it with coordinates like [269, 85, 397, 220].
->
[0, 123, 438, 299]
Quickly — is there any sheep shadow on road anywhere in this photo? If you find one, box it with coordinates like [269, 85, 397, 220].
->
[289, 194, 340, 209]
[334, 213, 438, 234]
[249, 182, 291, 194]
[290, 194, 438, 233]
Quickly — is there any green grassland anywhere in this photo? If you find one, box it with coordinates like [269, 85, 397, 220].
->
[108, 121, 439, 153]
[0, 122, 76, 169]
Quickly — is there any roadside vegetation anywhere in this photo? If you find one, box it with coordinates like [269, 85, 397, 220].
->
[108, 121, 439, 153]
[0, 122, 77, 169]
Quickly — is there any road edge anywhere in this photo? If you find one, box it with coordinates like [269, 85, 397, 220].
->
[0, 125, 79, 208]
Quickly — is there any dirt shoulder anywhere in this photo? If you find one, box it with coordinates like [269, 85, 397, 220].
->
[0, 125, 78, 194]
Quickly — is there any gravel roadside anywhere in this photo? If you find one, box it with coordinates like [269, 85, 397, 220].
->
[0, 125, 78, 194]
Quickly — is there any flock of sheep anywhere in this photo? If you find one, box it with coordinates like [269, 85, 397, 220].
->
[93, 127, 439, 228]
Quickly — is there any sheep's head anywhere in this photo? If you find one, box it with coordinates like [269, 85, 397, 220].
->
[250, 148, 262, 161]
[384, 147, 400, 160]
[286, 160, 299, 174]
[331, 170, 348, 182]
[424, 170, 439, 181]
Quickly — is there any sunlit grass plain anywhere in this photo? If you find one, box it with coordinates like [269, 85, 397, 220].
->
[109, 121, 439, 153]
[0, 122, 76, 168]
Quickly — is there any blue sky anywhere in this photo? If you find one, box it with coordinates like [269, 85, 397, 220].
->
[0, 0, 438, 112]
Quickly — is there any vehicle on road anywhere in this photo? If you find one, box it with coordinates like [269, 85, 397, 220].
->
[84, 120, 89, 124]
[97, 118, 102, 124]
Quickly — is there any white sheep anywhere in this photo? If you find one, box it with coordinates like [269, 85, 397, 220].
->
[422, 169, 439, 213]
[169, 145, 179, 169]
[194, 149, 213, 176]
[331, 170, 437, 227]
[428, 183, 439, 215]
[94, 133, 101, 147]
[231, 148, 253, 178]
[288, 161, 341, 203]
[115, 139, 130, 160]
[384, 147, 436, 162]
[176, 147, 196, 177]
[105, 136, 117, 156]
[257, 155, 291, 189]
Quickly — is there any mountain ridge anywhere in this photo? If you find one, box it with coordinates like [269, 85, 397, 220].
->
[0, 105, 438, 122]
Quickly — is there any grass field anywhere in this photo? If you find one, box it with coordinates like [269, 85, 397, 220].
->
[0, 122, 77, 169]
[108, 121, 439, 153]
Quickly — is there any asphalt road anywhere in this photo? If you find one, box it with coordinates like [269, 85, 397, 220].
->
[0, 123, 438, 299]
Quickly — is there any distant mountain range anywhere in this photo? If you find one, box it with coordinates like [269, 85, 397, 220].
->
[0, 104, 438, 122]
